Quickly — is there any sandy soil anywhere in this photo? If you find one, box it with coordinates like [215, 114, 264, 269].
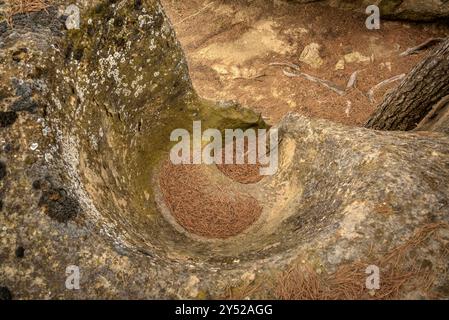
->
[161, 0, 449, 126]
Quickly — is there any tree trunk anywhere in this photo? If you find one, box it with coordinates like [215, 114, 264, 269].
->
[365, 37, 449, 131]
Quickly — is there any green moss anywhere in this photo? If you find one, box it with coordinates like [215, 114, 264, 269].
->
[379, 0, 403, 16]
[44, 0, 267, 259]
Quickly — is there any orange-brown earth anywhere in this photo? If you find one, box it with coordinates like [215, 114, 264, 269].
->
[162, 0, 449, 126]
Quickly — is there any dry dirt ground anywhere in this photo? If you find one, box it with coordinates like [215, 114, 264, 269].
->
[161, 0, 449, 126]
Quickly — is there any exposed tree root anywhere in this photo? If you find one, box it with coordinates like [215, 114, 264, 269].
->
[283, 69, 346, 96]
[400, 38, 446, 57]
[367, 74, 406, 102]
[268, 62, 301, 71]
[233, 74, 267, 82]
[270, 62, 357, 96]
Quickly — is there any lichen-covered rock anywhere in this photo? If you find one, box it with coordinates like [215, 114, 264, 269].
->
[1, 0, 449, 299]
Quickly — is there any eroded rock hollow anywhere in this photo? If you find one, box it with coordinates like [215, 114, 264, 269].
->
[1, 0, 449, 299]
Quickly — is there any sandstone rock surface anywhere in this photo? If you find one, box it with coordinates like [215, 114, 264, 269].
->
[1, 0, 449, 299]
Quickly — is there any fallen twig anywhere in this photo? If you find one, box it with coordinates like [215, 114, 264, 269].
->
[269, 62, 300, 71]
[367, 74, 405, 102]
[233, 74, 267, 82]
[173, 1, 214, 26]
[346, 70, 360, 90]
[283, 69, 346, 96]
[270, 61, 347, 96]
[399, 38, 445, 57]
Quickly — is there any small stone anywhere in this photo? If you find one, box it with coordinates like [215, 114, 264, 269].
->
[344, 52, 371, 64]
[299, 43, 323, 69]
[30, 143, 39, 151]
[241, 271, 256, 283]
[185, 275, 200, 298]
[335, 59, 345, 70]
[212, 64, 230, 75]
[345, 101, 352, 118]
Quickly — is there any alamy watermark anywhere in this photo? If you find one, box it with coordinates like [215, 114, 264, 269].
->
[365, 265, 380, 290]
[65, 3, 379, 31]
[169, 121, 279, 176]
[64, 5, 80, 30]
[65, 265, 80, 290]
[366, 5, 381, 30]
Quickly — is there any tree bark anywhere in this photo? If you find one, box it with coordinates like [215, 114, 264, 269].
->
[365, 37, 449, 131]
